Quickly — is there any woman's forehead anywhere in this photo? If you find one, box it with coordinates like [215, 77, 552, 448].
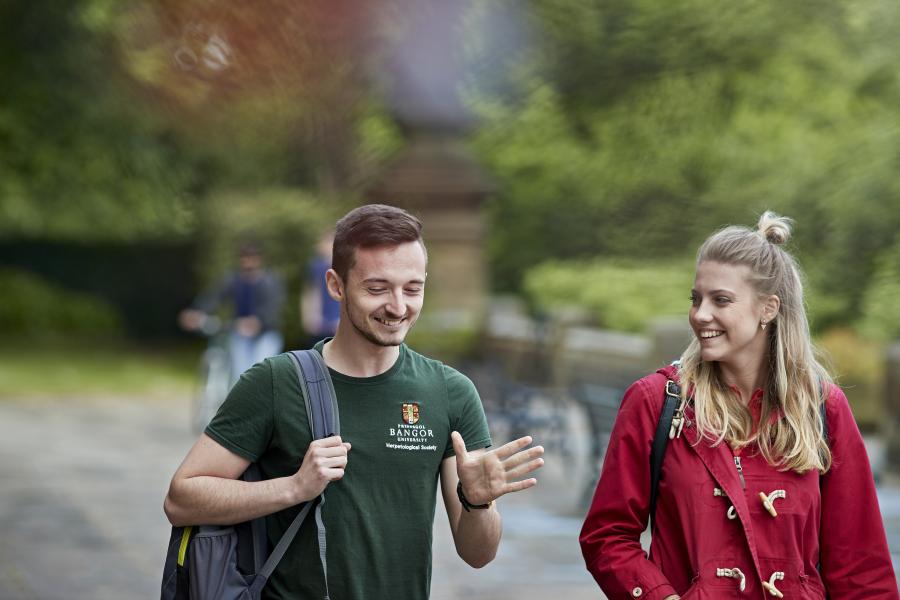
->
[694, 261, 753, 290]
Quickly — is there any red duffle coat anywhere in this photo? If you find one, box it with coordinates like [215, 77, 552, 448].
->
[580, 365, 898, 599]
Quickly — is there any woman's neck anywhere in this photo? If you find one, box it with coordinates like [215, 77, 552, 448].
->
[718, 358, 768, 403]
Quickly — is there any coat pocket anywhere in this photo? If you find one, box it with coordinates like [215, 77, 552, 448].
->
[799, 573, 827, 600]
[680, 581, 715, 600]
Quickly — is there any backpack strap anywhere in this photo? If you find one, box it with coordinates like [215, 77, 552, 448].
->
[649, 380, 681, 531]
[253, 350, 339, 599]
[290, 349, 340, 438]
[236, 464, 266, 575]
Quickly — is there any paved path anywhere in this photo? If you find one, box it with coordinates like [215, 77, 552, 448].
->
[0, 395, 896, 599]
[0, 396, 599, 600]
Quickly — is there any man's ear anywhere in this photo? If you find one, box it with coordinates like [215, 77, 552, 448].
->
[325, 269, 344, 302]
[763, 294, 781, 323]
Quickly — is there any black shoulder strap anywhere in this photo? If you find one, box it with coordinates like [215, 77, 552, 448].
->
[254, 350, 339, 591]
[649, 380, 680, 531]
[819, 381, 829, 444]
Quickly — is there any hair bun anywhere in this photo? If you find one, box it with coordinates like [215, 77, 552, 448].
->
[757, 210, 792, 245]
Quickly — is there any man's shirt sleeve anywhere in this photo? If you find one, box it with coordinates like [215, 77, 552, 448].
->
[442, 365, 492, 458]
[205, 358, 276, 462]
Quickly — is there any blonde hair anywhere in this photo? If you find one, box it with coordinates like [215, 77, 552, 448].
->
[678, 211, 832, 473]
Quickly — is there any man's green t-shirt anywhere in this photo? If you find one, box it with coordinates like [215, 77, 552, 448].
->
[205, 342, 492, 600]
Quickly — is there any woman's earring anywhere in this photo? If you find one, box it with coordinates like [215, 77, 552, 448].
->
[760, 320, 767, 331]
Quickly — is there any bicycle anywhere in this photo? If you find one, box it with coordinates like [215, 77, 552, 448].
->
[190, 316, 234, 433]
[460, 359, 575, 459]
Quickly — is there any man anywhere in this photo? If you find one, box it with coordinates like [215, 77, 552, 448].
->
[164, 204, 545, 599]
[178, 241, 285, 383]
[300, 229, 341, 347]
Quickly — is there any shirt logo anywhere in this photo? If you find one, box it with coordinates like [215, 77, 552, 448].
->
[401, 403, 420, 425]
[386, 402, 436, 452]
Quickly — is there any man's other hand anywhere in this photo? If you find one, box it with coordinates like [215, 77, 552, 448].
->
[291, 435, 352, 503]
[178, 309, 207, 332]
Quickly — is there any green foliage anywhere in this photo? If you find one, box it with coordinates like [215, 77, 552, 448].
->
[0, 268, 122, 336]
[817, 327, 884, 429]
[858, 237, 900, 342]
[523, 260, 694, 332]
[465, 0, 900, 338]
[7, 0, 900, 348]
[0, 340, 195, 398]
[0, 1, 391, 243]
[197, 188, 342, 280]
[0, 0, 198, 241]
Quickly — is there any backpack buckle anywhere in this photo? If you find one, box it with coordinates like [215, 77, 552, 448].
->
[666, 380, 687, 439]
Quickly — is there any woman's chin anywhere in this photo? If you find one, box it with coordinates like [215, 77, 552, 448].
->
[700, 349, 723, 363]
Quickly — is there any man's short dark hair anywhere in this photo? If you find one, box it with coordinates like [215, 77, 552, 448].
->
[332, 204, 425, 281]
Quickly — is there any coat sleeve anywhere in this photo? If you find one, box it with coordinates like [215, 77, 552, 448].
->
[579, 376, 678, 600]
[819, 385, 899, 599]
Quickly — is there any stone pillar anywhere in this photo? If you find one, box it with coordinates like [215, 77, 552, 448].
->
[367, 133, 493, 337]
[365, 1, 495, 357]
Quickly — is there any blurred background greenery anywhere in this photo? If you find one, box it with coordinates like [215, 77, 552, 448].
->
[2, 0, 899, 417]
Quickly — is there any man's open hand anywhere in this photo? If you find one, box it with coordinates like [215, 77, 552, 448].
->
[451, 431, 544, 506]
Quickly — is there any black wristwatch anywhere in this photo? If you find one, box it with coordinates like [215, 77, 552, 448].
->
[457, 481, 492, 511]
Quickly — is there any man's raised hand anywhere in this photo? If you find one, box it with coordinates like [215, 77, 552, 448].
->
[451, 431, 544, 507]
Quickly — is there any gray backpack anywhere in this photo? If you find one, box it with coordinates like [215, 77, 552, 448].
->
[160, 349, 339, 600]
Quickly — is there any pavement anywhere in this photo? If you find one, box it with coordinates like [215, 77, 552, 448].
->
[0, 394, 896, 599]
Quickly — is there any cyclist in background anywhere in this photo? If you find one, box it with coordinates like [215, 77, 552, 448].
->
[179, 241, 286, 382]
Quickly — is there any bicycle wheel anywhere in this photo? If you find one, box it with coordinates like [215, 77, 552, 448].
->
[192, 346, 231, 433]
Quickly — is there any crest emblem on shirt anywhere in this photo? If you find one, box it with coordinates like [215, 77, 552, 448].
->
[401, 403, 420, 425]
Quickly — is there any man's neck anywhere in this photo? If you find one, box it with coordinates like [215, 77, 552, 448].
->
[323, 333, 401, 378]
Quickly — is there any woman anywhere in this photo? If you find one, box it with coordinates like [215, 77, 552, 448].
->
[579, 212, 897, 599]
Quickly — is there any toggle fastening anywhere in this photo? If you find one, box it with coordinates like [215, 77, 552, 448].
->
[716, 567, 746, 592]
[758, 490, 786, 517]
[714, 488, 737, 520]
[761, 571, 785, 597]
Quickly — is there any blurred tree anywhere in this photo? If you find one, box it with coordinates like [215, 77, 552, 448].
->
[858, 236, 900, 342]
[7, 0, 900, 341]
[463, 0, 900, 334]
[0, 0, 407, 242]
[524, 259, 694, 332]
[0, 0, 197, 241]
[113, 0, 402, 195]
